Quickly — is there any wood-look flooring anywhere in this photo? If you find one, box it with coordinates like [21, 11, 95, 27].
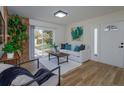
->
[61, 60, 124, 86]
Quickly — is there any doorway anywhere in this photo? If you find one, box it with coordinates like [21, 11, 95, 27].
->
[34, 27, 54, 58]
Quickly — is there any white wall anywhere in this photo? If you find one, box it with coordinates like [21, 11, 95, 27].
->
[0, 6, 4, 17]
[66, 10, 124, 62]
[0, 6, 1, 9]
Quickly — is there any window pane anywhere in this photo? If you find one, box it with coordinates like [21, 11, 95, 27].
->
[94, 28, 98, 56]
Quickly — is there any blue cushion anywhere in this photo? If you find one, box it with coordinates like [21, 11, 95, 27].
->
[74, 46, 80, 52]
[65, 44, 71, 50]
[65, 43, 68, 50]
[67, 44, 71, 50]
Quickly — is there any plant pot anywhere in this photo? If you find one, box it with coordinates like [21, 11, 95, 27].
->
[7, 52, 14, 59]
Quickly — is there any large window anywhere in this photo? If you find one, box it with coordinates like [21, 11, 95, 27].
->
[34, 27, 54, 57]
[94, 28, 98, 56]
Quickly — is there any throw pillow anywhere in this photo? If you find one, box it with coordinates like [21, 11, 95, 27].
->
[74, 46, 80, 52]
[80, 44, 85, 50]
[61, 43, 65, 49]
[65, 43, 68, 50]
[65, 44, 71, 50]
[67, 44, 71, 50]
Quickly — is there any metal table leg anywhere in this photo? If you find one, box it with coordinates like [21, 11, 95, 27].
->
[57, 56, 59, 65]
[49, 53, 50, 61]
[67, 56, 68, 62]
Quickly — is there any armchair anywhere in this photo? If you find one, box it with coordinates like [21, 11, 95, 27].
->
[0, 58, 61, 86]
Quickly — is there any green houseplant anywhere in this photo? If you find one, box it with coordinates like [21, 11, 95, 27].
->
[2, 15, 28, 59]
[3, 42, 17, 58]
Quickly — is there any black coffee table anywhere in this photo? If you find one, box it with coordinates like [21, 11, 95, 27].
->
[46, 51, 69, 65]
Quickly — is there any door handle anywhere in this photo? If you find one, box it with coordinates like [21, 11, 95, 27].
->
[121, 43, 124, 45]
[119, 46, 124, 48]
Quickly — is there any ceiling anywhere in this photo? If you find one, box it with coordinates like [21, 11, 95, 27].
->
[8, 6, 124, 25]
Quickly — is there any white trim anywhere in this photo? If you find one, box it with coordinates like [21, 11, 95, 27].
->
[29, 26, 35, 60]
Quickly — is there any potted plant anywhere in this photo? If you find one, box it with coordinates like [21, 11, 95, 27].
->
[51, 43, 59, 53]
[2, 42, 16, 58]
[2, 15, 28, 59]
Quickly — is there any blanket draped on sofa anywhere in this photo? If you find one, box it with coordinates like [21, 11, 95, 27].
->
[0, 66, 54, 86]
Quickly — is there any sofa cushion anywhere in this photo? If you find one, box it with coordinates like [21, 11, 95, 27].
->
[70, 51, 80, 57]
[61, 43, 65, 49]
[64, 43, 68, 50]
[67, 44, 71, 50]
[65, 44, 71, 50]
[80, 44, 85, 50]
[60, 49, 80, 57]
[11, 74, 38, 86]
[41, 75, 58, 86]
[0, 64, 12, 73]
[74, 46, 80, 52]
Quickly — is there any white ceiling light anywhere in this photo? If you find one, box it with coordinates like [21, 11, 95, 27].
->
[54, 10, 68, 18]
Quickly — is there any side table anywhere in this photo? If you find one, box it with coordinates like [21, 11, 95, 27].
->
[0, 52, 20, 65]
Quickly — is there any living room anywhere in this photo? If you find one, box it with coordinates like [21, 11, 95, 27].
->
[1, 6, 124, 86]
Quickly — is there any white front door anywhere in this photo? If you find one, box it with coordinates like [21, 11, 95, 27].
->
[100, 22, 124, 68]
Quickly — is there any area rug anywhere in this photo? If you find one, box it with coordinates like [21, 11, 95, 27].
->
[39, 57, 81, 75]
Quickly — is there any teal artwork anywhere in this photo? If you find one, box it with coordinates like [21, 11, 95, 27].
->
[71, 26, 83, 40]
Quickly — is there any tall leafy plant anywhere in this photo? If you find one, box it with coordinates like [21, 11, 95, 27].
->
[3, 15, 28, 53]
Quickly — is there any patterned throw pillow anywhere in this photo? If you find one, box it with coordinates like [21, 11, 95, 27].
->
[65, 44, 71, 50]
[80, 44, 85, 50]
[74, 46, 80, 52]
[67, 44, 71, 50]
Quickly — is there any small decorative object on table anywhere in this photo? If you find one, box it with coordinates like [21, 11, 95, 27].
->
[52, 43, 59, 53]
[2, 42, 16, 59]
